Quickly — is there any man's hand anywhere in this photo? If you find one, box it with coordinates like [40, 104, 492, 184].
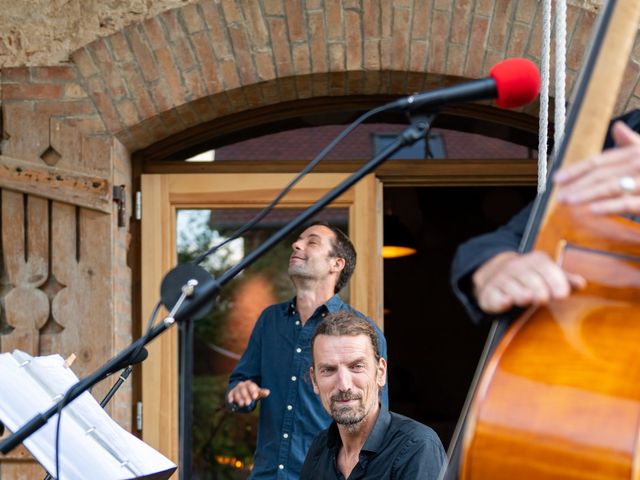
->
[227, 380, 270, 408]
[554, 121, 640, 215]
[472, 251, 586, 314]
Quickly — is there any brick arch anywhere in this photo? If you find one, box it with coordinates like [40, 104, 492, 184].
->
[67, 0, 640, 153]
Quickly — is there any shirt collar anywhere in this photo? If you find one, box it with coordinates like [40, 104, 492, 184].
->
[324, 294, 345, 313]
[324, 404, 391, 454]
[288, 294, 344, 316]
[326, 421, 342, 450]
[361, 405, 391, 454]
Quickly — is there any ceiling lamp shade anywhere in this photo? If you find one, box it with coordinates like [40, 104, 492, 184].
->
[382, 214, 417, 259]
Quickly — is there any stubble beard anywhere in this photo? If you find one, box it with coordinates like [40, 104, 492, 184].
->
[330, 391, 370, 433]
[288, 263, 319, 287]
[288, 263, 308, 278]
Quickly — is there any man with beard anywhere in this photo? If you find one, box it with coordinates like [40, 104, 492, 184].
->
[227, 222, 388, 480]
[301, 311, 445, 479]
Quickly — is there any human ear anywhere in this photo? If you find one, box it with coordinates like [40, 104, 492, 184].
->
[331, 257, 345, 273]
[376, 358, 387, 388]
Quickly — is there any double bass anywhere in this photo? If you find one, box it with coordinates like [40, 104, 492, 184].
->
[456, 1, 640, 478]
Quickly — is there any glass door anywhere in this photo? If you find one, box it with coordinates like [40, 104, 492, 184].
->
[140, 173, 382, 477]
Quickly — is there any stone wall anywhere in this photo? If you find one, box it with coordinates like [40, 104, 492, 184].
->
[0, 0, 199, 67]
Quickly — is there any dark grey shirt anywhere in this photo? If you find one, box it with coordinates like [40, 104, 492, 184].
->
[300, 406, 446, 479]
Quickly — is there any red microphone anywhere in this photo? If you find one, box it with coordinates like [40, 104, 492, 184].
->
[390, 57, 541, 111]
[490, 58, 541, 108]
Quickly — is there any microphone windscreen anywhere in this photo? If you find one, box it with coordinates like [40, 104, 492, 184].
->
[489, 58, 541, 109]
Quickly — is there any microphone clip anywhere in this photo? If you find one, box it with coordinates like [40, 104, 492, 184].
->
[403, 113, 437, 146]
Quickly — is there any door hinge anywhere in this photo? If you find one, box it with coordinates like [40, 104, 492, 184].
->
[135, 191, 142, 221]
[136, 401, 143, 431]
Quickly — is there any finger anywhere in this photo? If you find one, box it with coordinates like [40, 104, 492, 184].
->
[558, 169, 640, 205]
[478, 286, 514, 314]
[228, 387, 247, 406]
[476, 253, 544, 311]
[498, 255, 555, 304]
[232, 381, 259, 406]
[505, 278, 547, 306]
[529, 261, 572, 300]
[230, 385, 250, 406]
[498, 254, 568, 305]
[555, 156, 636, 202]
[589, 194, 640, 215]
[554, 121, 640, 184]
[553, 149, 623, 184]
[245, 382, 264, 401]
[555, 143, 640, 188]
[554, 154, 598, 184]
[566, 272, 587, 290]
[611, 121, 640, 148]
[258, 388, 270, 399]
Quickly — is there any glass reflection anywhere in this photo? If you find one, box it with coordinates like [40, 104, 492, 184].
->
[176, 208, 348, 479]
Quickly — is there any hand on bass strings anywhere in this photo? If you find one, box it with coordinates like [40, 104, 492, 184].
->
[472, 250, 586, 314]
[555, 121, 640, 215]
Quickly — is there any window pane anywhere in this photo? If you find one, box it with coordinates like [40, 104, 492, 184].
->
[176, 207, 348, 478]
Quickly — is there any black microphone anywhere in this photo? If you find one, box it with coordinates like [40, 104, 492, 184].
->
[389, 58, 541, 111]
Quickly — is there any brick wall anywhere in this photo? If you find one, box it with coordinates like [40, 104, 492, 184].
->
[66, 1, 640, 154]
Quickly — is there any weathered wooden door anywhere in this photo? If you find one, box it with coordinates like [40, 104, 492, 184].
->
[140, 172, 382, 471]
[0, 157, 115, 477]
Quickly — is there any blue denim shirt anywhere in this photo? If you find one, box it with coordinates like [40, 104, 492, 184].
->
[228, 295, 388, 480]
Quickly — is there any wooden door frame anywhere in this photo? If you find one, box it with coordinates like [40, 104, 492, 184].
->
[140, 172, 382, 466]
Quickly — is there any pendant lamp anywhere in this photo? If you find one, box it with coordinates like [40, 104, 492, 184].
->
[382, 214, 417, 258]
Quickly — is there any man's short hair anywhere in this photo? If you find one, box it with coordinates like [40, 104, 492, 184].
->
[311, 311, 381, 364]
[309, 221, 356, 293]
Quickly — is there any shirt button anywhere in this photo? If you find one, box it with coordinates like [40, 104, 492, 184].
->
[287, 405, 293, 411]
[296, 348, 302, 353]
[295, 320, 300, 326]
[283, 433, 289, 439]
[279, 464, 284, 470]
[291, 376, 297, 381]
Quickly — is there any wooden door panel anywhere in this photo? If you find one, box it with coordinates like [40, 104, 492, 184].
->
[141, 173, 382, 470]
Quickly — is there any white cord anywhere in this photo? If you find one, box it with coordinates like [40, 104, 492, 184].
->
[538, 0, 552, 193]
[555, 0, 567, 147]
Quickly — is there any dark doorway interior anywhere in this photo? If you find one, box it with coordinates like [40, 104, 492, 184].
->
[383, 185, 537, 447]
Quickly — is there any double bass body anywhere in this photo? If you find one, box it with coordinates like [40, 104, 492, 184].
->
[462, 208, 640, 479]
[460, 0, 640, 478]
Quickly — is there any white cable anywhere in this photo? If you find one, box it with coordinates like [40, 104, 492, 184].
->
[538, 0, 552, 193]
[554, 0, 567, 147]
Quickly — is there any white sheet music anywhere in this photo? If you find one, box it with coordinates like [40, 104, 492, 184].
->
[0, 350, 176, 480]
